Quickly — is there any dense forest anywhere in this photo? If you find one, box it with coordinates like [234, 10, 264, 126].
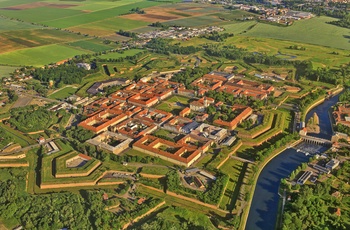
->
[201, 32, 234, 42]
[9, 105, 57, 132]
[282, 179, 349, 230]
[30, 64, 93, 86]
[146, 38, 201, 55]
[135, 206, 216, 230]
[0, 167, 164, 229]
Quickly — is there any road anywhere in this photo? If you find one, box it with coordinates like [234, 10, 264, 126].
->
[0, 138, 54, 156]
[230, 155, 255, 164]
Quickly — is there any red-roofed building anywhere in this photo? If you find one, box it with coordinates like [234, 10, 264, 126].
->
[134, 109, 173, 125]
[190, 97, 215, 112]
[213, 105, 253, 130]
[179, 107, 191, 117]
[133, 134, 212, 167]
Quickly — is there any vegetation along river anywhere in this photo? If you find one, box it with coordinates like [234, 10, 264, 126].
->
[246, 93, 340, 230]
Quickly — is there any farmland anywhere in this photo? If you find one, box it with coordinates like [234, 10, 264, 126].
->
[243, 16, 350, 50]
[0, 44, 90, 66]
[67, 40, 113, 52]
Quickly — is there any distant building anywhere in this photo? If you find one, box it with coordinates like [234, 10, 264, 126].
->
[37, 137, 45, 144]
[87, 78, 131, 95]
[325, 159, 340, 170]
[77, 63, 91, 70]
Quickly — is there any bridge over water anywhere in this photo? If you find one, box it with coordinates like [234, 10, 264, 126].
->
[300, 135, 332, 146]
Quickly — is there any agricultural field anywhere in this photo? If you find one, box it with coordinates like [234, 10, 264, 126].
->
[0, 29, 86, 54]
[48, 86, 77, 100]
[0, 17, 42, 31]
[66, 39, 113, 52]
[0, 65, 18, 77]
[163, 15, 223, 27]
[0, 44, 90, 66]
[242, 16, 350, 50]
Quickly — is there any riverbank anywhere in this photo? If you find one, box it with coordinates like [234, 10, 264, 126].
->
[301, 87, 343, 122]
[239, 138, 302, 230]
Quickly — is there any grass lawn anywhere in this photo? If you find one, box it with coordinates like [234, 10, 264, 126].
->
[155, 102, 173, 113]
[48, 86, 77, 100]
[195, 153, 214, 168]
[0, 123, 35, 147]
[222, 21, 257, 34]
[138, 185, 227, 217]
[155, 95, 188, 114]
[141, 166, 169, 175]
[166, 95, 191, 104]
[219, 160, 246, 211]
[98, 49, 144, 59]
[0, 44, 91, 66]
[153, 129, 171, 137]
[122, 148, 175, 167]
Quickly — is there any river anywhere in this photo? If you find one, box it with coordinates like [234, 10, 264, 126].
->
[245, 93, 340, 230]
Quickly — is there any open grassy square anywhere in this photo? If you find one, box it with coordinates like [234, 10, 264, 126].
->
[48, 86, 77, 100]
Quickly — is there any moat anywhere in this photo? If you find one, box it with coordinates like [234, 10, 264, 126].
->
[246, 93, 340, 230]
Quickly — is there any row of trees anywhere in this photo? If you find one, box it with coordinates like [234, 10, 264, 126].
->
[254, 133, 299, 161]
[329, 14, 350, 28]
[299, 88, 326, 111]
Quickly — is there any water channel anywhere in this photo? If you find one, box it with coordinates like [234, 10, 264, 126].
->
[245, 93, 340, 230]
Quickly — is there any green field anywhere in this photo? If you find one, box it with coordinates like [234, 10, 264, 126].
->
[42, 1, 162, 28]
[141, 166, 169, 175]
[98, 49, 144, 59]
[0, 65, 18, 77]
[0, 7, 82, 23]
[0, 44, 90, 66]
[243, 16, 350, 50]
[219, 160, 246, 211]
[72, 17, 150, 33]
[163, 15, 223, 27]
[0, 123, 35, 147]
[48, 86, 77, 100]
[67, 40, 112, 52]
[0, 17, 42, 31]
[222, 21, 257, 34]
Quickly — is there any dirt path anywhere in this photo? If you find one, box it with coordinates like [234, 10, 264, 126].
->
[122, 201, 166, 229]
